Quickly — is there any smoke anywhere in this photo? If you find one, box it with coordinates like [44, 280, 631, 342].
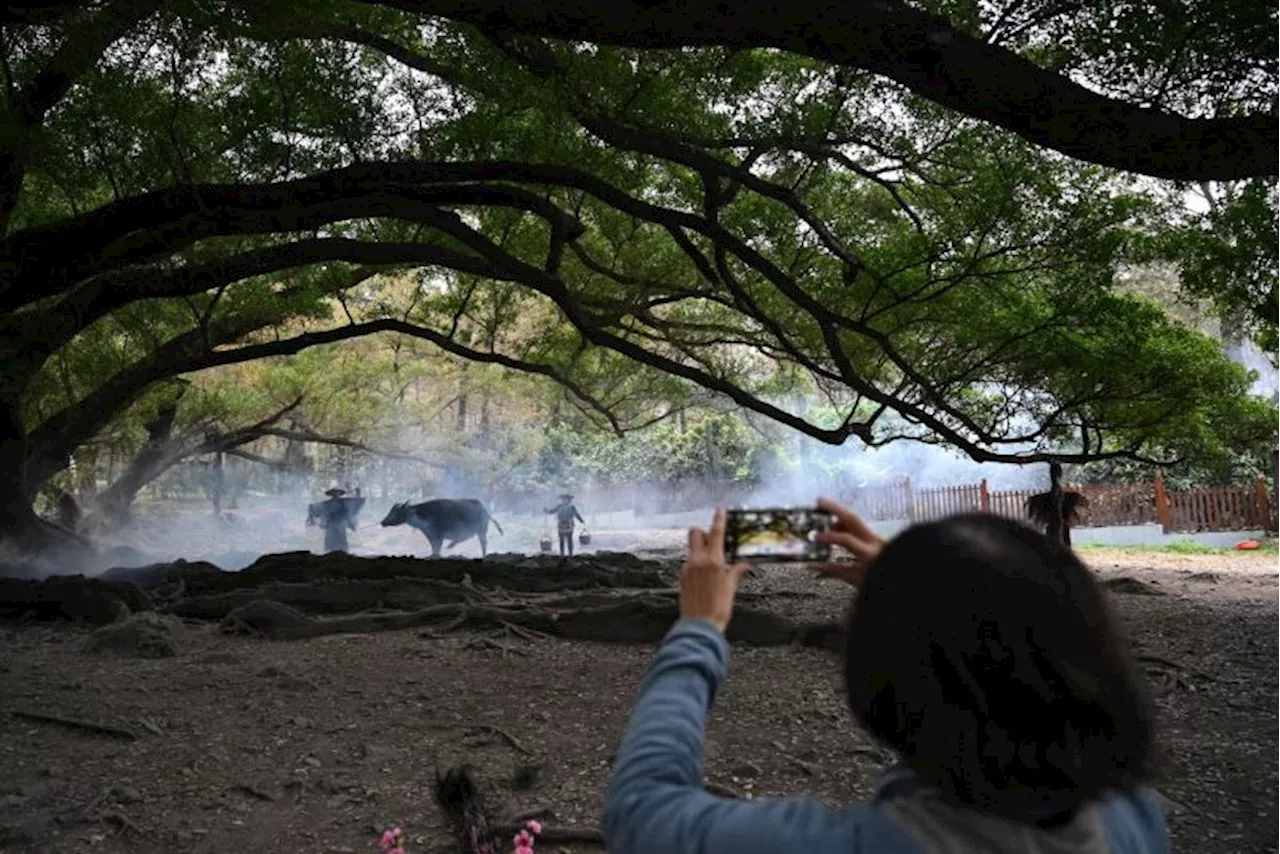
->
[14, 393, 1061, 578]
[739, 432, 1044, 509]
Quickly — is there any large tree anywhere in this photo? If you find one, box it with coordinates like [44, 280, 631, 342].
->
[1, 0, 1275, 546]
[2, 0, 1274, 180]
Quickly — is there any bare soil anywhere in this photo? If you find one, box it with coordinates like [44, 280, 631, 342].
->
[0, 544, 1276, 854]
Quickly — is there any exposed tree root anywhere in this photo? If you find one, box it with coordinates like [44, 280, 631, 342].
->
[216, 594, 843, 651]
[3, 550, 846, 651]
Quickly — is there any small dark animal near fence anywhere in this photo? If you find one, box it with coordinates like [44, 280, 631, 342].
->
[840, 474, 1273, 534]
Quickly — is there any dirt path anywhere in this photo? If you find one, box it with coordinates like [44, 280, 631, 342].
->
[0, 549, 1275, 853]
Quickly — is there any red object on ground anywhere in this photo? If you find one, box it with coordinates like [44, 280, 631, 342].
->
[1235, 540, 1261, 550]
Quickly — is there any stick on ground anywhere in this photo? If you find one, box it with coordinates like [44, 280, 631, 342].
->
[11, 709, 138, 741]
[465, 724, 534, 756]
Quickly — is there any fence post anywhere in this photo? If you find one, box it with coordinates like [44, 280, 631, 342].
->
[1272, 446, 1280, 532]
[1154, 473, 1172, 533]
[979, 478, 989, 512]
[905, 476, 916, 523]
[1257, 475, 1274, 533]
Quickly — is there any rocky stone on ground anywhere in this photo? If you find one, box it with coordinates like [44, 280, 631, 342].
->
[83, 611, 184, 658]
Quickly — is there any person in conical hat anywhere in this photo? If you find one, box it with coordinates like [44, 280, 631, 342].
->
[307, 484, 358, 552]
[544, 492, 585, 558]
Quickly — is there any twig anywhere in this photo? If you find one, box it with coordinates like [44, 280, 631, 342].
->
[12, 710, 138, 741]
[1136, 654, 1184, 672]
[465, 724, 534, 756]
[704, 780, 746, 799]
[103, 809, 144, 836]
[492, 823, 603, 844]
[498, 619, 553, 642]
[418, 608, 472, 639]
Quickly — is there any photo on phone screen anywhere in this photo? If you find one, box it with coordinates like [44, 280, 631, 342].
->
[725, 508, 834, 563]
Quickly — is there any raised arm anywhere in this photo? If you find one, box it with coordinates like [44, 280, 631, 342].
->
[603, 511, 872, 854]
[602, 620, 867, 853]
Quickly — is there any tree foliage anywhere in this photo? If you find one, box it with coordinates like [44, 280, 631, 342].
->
[0, 0, 1276, 537]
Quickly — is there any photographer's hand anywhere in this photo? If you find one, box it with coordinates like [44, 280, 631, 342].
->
[679, 508, 750, 634]
[811, 497, 884, 587]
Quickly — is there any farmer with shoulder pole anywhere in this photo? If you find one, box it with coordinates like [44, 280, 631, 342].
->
[544, 492, 586, 558]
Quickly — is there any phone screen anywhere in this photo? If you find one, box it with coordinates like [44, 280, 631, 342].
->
[725, 508, 834, 563]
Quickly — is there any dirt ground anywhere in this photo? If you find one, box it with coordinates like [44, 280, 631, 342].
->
[0, 542, 1276, 854]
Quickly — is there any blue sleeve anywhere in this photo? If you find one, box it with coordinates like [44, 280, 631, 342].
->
[602, 618, 866, 854]
[1101, 788, 1170, 854]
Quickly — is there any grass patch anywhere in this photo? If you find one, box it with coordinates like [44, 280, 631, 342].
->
[1077, 538, 1278, 555]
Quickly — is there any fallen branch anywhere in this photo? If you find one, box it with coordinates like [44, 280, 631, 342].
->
[11, 709, 138, 741]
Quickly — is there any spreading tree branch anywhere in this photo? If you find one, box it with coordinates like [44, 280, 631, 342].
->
[369, 0, 1276, 180]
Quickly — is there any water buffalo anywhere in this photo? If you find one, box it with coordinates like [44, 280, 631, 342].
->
[381, 499, 504, 557]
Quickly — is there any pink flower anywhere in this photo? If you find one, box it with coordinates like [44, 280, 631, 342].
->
[514, 847, 534, 854]
[389, 849, 406, 854]
[513, 830, 533, 846]
[379, 827, 403, 849]
[525, 820, 542, 835]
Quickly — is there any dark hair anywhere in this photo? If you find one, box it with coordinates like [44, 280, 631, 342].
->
[844, 513, 1154, 823]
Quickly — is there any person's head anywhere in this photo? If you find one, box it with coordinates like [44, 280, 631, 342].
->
[843, 513, 1153, 822]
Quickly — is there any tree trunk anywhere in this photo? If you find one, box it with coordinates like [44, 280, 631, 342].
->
[86, 400, 182, 525]
[0, 416, 93, 560]
[1046, 462, 1066, 546]
[0, 379, 81, 547]
[456, 361, 470, 432]
[209, 453, 225, 515]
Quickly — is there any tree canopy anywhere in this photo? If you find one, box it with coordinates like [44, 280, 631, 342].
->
[1, 0, 1276, 539]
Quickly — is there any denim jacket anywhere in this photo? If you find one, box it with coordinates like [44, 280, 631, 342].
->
[603, 619, 1169, 854]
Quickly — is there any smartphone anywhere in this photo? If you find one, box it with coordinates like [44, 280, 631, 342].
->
[725, 507, 834, 563]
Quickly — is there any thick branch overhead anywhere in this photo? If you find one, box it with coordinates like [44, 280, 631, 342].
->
[376, 0, 1277, 180]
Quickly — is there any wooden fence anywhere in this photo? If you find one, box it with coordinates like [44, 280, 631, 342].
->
[491, 472, 1273, 535]
[840, 474, 1273, 534]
